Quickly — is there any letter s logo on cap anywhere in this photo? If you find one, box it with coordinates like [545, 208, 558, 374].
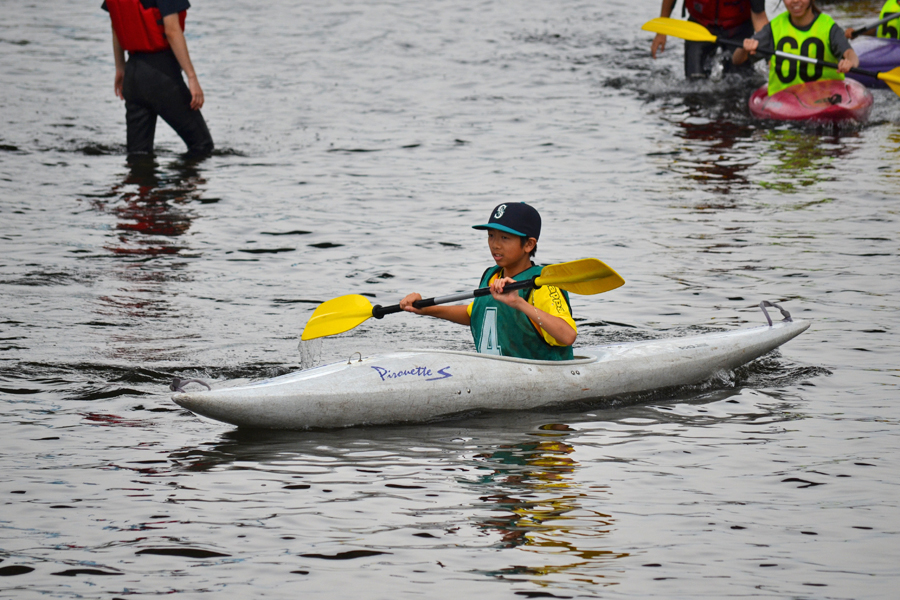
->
[494, 205, 507, 219]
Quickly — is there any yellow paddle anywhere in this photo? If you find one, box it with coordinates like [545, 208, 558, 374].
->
[642, 17, 900, 96]
[301, 258, 625, 341]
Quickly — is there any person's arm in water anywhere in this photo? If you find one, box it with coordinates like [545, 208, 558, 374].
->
[651, 0, 678, 58]
[489, 277, 577, 346]
[399, 294, 471, 326]
[111, 27, 126, 100]
[163, 13, 204, 109]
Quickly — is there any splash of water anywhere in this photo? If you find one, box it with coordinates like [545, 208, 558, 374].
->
[298, 338, 323, 370]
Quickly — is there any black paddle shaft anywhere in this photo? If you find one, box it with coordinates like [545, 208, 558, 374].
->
[371, 276, 540, 319]
[850, 13, 899, 39]
[716, 37, 884, 79]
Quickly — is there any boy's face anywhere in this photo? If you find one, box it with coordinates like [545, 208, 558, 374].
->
[487, 229, 536, 269]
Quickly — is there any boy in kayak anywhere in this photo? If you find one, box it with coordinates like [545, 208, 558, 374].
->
[844, 0, 900, 39]
[732, 0, 859, 94]
[399, 203, 577, 360]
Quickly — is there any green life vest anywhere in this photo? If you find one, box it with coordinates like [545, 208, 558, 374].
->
[768, 12, 843, 96]
[469, 264, 575, 361]
[879, 0, 900, 39]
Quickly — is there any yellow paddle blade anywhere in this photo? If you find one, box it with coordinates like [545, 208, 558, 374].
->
[878, 66, 900, 97]
[887, 79, 900, 96]
[642, 17, 718, 43]
[535, 258, 625, 296]
[301, 294, 374, 341]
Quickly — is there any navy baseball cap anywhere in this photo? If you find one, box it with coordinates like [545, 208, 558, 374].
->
[472, 202, 541, 241]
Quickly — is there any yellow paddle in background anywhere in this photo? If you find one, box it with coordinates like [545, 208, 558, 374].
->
[301, 258, 625, 341]
[642, 17, 900, 96]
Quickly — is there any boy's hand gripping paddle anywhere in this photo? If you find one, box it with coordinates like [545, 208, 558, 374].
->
[301, 258, 624, 341]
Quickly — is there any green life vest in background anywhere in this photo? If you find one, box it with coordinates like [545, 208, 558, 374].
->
[469, 264, 575, 361]
[879, 0, 900, 39]
[768, 12, 843, 96]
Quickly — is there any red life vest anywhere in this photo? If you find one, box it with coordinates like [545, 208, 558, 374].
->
[685, 0, 751, 30]
[107, 0, 186, 53]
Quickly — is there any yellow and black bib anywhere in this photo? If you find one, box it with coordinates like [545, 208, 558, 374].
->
[878, 0, 900, 40]
[768, 12, 843, 96]
[469, 265, 574, 361]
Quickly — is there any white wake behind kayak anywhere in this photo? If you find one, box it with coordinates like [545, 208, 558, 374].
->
[172, 312, 809, 430]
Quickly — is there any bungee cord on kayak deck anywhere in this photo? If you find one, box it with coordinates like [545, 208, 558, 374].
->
[758, 300, 793, 327]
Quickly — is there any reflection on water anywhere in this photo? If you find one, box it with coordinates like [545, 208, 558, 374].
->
[83, 156, 211, 362]
[755, 129, 858, 193]
[472, 423, 628, 586]
[667, 85, 757, 195]
[648, 74, 870, 201]
[883, 128, 900, 172]
[163, 421, 632, 588]
[95, 155, 209, 258]
[671, 118, 757, 196]
[649, 78, 762, 198]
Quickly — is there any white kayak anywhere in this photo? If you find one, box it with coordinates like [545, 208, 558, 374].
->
[173, 305, 808, 430]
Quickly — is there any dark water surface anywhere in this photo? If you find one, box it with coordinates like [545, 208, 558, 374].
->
[2, 0, 898, 597]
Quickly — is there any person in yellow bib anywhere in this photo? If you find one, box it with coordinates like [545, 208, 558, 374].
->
[732, 0, 858, 95]
[399, 203, 577, 361]
[844, 0, 900, 40]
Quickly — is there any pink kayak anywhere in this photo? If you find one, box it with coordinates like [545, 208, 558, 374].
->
[748, 78, 874, 124]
